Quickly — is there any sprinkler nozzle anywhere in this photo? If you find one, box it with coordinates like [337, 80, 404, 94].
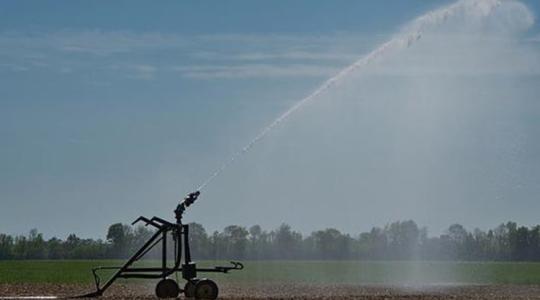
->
[175, 191, 201, 223]
[184, 190, 200, 206]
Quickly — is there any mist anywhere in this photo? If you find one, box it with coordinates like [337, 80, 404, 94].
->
[193, 0, 540, 237]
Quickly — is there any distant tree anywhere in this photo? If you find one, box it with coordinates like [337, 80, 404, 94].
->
[363, 227, 387, 259]
[493, 223, 511, 260]
[6, 220, 540, 261]
[357, 232, 371, 259]
[385, 221, 420, 259]
[47, 237, 65, 259]
[486, 229, 496, 260]
[514, 226, 529, 260]
[447, 224, 468, 243]
[209, 231, 224, 259]
[248, 225, 269, 259]
[188, 222, 210, 259]
[0, 234, 13, 259]
[26, 229, 46, 259]
[222, 225, 249, 259]
[443, 224, 469, 259]
[131, 225, 154, 255]
[506, 222, 519, 260]
[311, 228, 351, 259]
[12, 236, 28, 259]
[106, 223, 133, 258]
[273, 224, 302, 259]
[65, 234, 81, 258]
[471, 228, 489, 260]
[528, 226, 540, 261]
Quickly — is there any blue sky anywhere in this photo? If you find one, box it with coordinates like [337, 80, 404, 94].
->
[1, 1, 540, 239]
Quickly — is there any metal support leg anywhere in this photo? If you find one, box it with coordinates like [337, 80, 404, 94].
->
[89, 228, 165, 296]
[162, 230, 167, 277]
[184, 224, 191, 263]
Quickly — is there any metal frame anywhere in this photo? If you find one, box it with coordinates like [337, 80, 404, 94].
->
[77, 192, 243, 298]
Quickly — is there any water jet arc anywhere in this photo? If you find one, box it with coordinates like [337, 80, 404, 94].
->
[195, 0, 502, 192]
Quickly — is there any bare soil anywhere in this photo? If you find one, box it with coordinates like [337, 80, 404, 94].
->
[2, 283, 540, 299]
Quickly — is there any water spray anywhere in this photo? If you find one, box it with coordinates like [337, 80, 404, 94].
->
[3, 1, 511, 299]
[195, 0, 503, 192]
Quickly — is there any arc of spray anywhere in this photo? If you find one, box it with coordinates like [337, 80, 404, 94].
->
[196, 0, 502, 192]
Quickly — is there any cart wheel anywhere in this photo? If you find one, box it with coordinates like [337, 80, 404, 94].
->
[155, 278, 180, 298]
[184, 280, 198, 298]
[194, 279, 218, 299]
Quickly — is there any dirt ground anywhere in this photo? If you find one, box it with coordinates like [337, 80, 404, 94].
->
[2, 283, 540, 299]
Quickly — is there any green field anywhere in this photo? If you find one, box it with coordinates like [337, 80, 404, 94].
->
[1, 260, 540, 285]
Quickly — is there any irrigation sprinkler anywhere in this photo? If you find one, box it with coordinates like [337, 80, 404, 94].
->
[76, 191, 243, 299]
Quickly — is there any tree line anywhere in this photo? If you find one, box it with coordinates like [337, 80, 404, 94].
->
[1, 221, 540, 261]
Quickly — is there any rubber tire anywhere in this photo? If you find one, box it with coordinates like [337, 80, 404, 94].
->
[194, 279, 219, 299]
[184, 280, 197, 298]
[155, 278, 180, 298]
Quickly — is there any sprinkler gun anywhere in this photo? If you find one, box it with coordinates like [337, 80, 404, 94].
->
[175, 190, 200, 223]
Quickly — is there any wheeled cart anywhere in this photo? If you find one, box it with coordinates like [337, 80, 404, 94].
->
[77, 191, 243, 299]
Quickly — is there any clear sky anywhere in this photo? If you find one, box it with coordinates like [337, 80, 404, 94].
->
[1, 0, 540, 239]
